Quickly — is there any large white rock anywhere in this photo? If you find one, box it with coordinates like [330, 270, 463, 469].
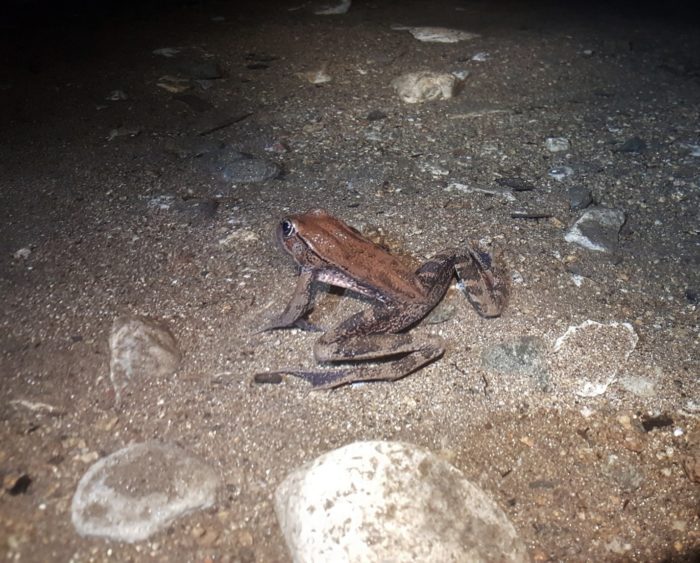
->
[275, 440, 528, 562]
[71, 442, 219, 542]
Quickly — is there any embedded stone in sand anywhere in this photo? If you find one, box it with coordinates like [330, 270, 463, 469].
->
[71, 442, 219, 542]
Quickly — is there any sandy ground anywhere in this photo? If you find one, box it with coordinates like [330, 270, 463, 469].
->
[1, 0, 699, 561]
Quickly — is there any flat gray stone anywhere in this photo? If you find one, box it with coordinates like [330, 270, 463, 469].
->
[275, 440, 528, 562]
[219, 154, 280, 183]
[71, 442, 219, 543]
[564, 207, 626, 252]
[199, 147, 280, 184]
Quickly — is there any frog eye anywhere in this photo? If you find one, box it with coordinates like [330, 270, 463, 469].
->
[281, 219, 295, 238]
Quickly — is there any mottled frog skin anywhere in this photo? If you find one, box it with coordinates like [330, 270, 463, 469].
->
[258, 209, 508, 389]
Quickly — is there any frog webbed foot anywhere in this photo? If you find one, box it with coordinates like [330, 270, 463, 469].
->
[251, 368, 352, 389]
[257, 316, 322, 333]
[288, 369, 354, 389]
[456, 245, 509, 318]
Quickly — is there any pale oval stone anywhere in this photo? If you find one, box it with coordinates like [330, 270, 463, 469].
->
[391, 71, 457, 104]
[71, 442, 219, 543]
[392, 25, 480, 43]
[548, 165, 574, 181]
[109, 316, 181, 404]
[275, 440, 528, 563]
[313, 0, 351, 15]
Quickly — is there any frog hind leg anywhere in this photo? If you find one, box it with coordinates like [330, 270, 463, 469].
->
[281, 340, 444, 389]
[301, 311, 446, 389]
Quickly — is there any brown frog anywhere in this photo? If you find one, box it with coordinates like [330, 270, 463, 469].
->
[258, 208, 508, 389]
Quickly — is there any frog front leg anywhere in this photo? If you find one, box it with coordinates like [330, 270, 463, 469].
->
[260, 269, 316, 331]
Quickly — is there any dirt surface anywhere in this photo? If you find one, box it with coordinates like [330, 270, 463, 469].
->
[1, 0, 699, 561]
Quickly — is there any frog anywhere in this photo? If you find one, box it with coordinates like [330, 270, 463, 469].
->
[257, 208, 508, 389]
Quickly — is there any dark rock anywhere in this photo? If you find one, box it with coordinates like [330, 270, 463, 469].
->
[510, 211, 552, 220]
[4, 473, 32, 495]
[175, 60, 223, 80]
[367, 110, 387, 121]
[684, 288, 699, 304]
[172, 198, 219, 223]
[495, 177, 535, 191]
[614, 137, 646, 153]
[254, 373, 283, 384]
[174, 94, 215, 113]
[567, 186, 593, 210]
[641, 413, 673, 432]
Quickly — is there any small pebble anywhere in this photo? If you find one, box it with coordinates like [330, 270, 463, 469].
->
[618, 415, 632, 429]
[3, 473, 32, 495]
[546, 137, 570, 152]
[548, 166, 574, 181]
[392, 71, 457, 103]
[106, 90, 128, 101]
[641, 413, 673, 432]
[153, 47, 180, 58]
[13, 247, 31, 260]
[366, 109, 387, 121]
[254, 373, 283, 384]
